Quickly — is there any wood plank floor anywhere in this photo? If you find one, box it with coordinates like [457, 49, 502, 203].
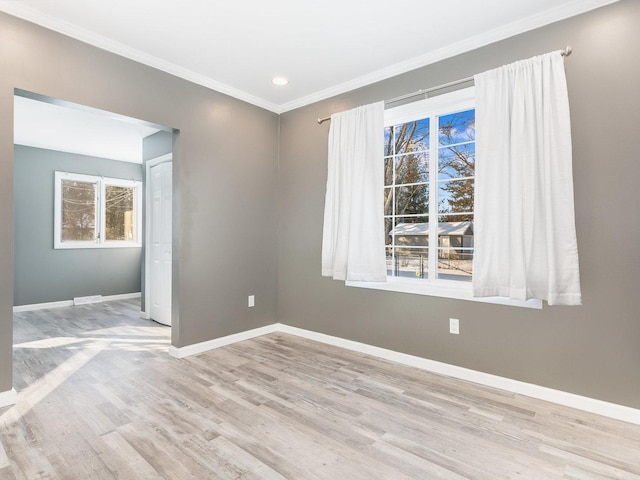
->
[1, 299, 639, 479]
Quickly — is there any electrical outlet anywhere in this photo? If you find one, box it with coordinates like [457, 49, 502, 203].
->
[449, 318, 460, 334]
[248, 295, 255, 307]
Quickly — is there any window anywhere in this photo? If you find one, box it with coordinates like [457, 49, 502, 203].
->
[347, 88, 541, 308]
[384, 93, 475, 284]
[54, 172, 141, 249]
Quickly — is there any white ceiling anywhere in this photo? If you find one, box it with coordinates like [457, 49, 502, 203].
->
[14, 95, 160, 163]
[0, 0, 619, 114]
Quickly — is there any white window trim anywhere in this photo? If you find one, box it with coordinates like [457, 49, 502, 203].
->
[347, 277, 542, 309]
[54, 171, 142, 249]
[347, 88, 542, 309]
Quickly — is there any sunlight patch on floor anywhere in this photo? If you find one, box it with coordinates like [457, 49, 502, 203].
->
[1, 343, 105, 428]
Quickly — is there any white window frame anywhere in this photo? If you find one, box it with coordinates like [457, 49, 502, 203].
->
[347, 88, 542, 309]
[54, 171, 142, 249]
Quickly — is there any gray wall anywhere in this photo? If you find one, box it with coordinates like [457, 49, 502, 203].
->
[13, 145, 143, 306]
[0, 13, 279, 394]
[278, 0, 640, 409]
[143, 131, 173, 162]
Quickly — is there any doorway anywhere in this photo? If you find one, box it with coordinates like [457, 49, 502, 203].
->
[13, 89, 176, 328]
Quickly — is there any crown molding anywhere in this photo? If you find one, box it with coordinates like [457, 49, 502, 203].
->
[0, 0, 620, 115]
[0, 3, 281, 113]
[276, 0, 620, 113]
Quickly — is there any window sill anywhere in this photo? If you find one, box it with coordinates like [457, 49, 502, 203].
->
[346, 277, 542, 309]
[54, 242, 142, 250]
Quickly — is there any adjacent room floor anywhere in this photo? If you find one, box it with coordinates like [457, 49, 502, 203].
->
[1, 299, 639, 479]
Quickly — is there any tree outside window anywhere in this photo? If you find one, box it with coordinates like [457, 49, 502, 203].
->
[61, 179, 97, 242]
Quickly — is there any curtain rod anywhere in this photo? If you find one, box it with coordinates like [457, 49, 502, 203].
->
[317, 46, 573, 125]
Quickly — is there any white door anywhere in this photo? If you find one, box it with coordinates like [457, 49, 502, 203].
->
[149, 161, 172, 326]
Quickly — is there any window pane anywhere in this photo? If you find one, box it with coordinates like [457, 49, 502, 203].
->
[435, 218, 473, 281]
[384, 187, 393, 216]
[387, 217, 429, 247]
[105, 185, 135, 241]
[434, 221, 474, 247]
[61, 180, 96, 242]
[395, 152, 428, 185]
[394, 118, 429, 154]
[438, 179, 474, 215]
[395, 184, 429, 216]
[384, 126, 393, 157]
[388, 247, 429, 279]
[438, 143, 475, 180]
[385, 218, 393, 245]
[384, 157, 393, 186]
[437, 248, 473, 281]
[438, 109, 475, 146]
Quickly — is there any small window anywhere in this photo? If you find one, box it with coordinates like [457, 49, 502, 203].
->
[54, 172, 141, 249]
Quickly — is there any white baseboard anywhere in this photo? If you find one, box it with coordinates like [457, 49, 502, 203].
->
[276, 324, 640, 426]
[171, 322, 640, 426]
[13, 299, 74, 312]
[103, 292, 141, 302]
[0, 388, 17, 409]
[13, 292, 141, 313]
[168, 324, 280, 358]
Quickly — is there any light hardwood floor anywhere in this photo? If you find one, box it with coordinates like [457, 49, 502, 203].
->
[1, 299, 639, 479]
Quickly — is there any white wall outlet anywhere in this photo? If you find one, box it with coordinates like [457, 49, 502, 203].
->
[449, 318, 460, 334]
[248, 295, 255, 308]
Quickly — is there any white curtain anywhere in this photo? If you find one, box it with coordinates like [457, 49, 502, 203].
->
[321, 102, 387, 282]
[472, 51, 582, 305]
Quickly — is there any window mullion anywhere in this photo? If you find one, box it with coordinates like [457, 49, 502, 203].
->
[391, 149, 396, 277]
[98, 180, 105, 244]
[134, 184, 141, 243]
[429, 114, 439, 280]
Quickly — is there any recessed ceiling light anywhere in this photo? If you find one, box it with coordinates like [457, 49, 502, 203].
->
[272, 77, 289, 86]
